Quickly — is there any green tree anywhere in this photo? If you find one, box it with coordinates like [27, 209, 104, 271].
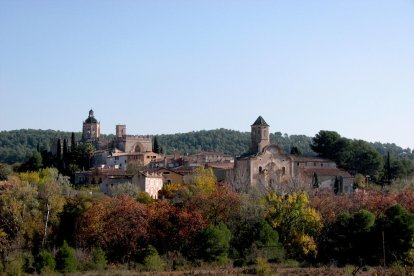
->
[153, 136, 161, 154]
[35, 250, 56, 273]
[290, 146, 302, 155]
[70, 132, 77, 152]
[56, 240, 77, 273]
[345, 140, 383, 177]
[63, 139, 68, 160]
[90, 247, 107, 270]
[0, 163, 12, 180]
[378, 204, 414, 264]
[198, 223, 232, 263]
[56, 138, 62, 162]
[20, 151, 43, 172]
[320, 210, 376, 265]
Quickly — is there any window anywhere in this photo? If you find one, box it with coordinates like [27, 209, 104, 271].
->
[259, 166, 263, 173]
[321, 163, 323, 167]
[163, 172, 170, 175]
[282, 167, 286, 175]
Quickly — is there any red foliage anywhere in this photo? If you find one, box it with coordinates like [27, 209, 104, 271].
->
[395, 189, 414, 212]
[76, 195, 150, 262]
[147, 200, 207, 254]
[310, 188, 414, 223]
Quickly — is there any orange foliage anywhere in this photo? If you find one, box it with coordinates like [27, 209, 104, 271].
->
[76, 195, 150, 262]
[185, 185, 241, 225]
[147, 200, 207, 254]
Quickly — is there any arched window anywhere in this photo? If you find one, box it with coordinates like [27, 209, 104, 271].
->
[259, 166, 263, 174]
[282, 167, 286, 176]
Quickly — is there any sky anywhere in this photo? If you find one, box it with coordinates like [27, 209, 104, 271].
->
[0, 1, 413, 149]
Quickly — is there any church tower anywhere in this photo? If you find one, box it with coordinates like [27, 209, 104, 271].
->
[82, 109, 100, 142]
[251, 116, 270, 154]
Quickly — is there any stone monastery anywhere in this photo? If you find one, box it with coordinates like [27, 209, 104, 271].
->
[74, 110, 353, 197]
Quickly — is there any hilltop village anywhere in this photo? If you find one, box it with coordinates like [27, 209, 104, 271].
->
[67, 110, 352, 197]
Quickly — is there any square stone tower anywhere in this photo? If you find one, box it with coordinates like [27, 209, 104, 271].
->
[251, 116, 270, 154]
[82, 109, 100, 142]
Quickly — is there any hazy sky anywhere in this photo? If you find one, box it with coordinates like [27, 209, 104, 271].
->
[1, 1, 413, 149]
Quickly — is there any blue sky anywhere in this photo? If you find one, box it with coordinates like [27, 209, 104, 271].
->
[1, 1, 413, 149]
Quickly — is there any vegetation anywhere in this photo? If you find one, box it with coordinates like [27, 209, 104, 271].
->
[1, 167, 414, 274]
[1, 128, 414, 273]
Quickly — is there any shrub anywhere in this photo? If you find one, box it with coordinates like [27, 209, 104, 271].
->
[90, 247, 107, 270]
[255, 257, 271, 276]
[142, 245, 165, 271]
[35, 250, 56, 273]
[56, 240, 77, 273]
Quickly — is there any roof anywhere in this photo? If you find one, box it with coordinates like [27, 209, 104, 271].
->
[84, 109, 98, 124]
[301, 168, 352, 178]
[252, 116, 269, 126]
[84, 117, 98, 124]
[290, 156, 333, 163]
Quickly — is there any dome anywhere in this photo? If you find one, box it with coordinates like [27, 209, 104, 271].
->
[84, 109, 98, 124]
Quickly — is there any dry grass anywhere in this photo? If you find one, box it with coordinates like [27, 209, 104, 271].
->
[64, 265, 400, 276]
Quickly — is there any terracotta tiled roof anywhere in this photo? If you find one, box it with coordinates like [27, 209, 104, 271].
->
[291, 156, 333, 162]
[207, 162, 235, 169]
[301, 167, 352, 177]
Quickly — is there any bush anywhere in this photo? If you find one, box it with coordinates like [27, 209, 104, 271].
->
[35, 250, 56, 273]
[255, 257, 272, 276]
[56, 240, 77, 273]
[90, 247, 107, 270]
[4, 251, 24, 276]
[142, 245, 165, 271]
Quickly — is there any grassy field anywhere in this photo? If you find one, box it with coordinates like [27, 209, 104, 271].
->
[65, 265, 406, 275]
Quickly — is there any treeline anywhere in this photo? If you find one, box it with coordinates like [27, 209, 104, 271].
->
[1, 167, 414, 274]
[311, 131, 414, 182]
[1, 129, 413, 172]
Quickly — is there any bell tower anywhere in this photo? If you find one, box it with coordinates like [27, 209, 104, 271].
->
[251, 116, 270, 154]
[82, 109, 100, 142]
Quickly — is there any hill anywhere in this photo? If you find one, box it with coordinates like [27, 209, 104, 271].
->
[0, 129, 412, 165]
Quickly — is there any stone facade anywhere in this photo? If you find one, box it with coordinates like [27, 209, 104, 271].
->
[113, 124, 152, 153]
[227, 116, 353, 194]
[82, 109, 100, 142]
[132, 171, 163, 199]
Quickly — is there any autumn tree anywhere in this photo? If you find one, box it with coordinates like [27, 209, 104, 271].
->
[264, 192, 323, 259]
[76, 195, 150, 262]
[185, 166, 217, 194]
[147, 200, 207, 255]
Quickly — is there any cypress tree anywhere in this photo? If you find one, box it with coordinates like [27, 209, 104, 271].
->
[153, 136, 161, 153]
[63, 139, 68, 159]
[71, 132, 76, 152]
[56, 139, 62, 161]
[387, 151, 391, 184]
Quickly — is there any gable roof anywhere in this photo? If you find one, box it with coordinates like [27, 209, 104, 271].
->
[252, 116, 269, 126]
